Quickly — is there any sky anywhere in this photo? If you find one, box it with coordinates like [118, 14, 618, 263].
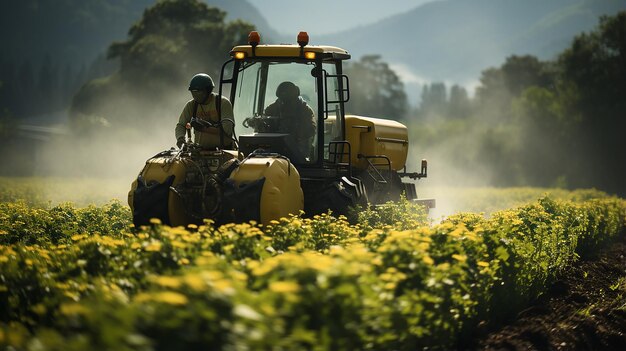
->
[247, 0, 436, 35]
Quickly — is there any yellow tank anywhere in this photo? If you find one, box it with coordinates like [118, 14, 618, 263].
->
[228, 156, 303, 224]
[128, 150, 238, 227]
[344, 115, 409, 171]
[128, 156, 191, 226]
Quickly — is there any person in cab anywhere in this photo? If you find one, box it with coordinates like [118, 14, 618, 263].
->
[175, 73, 234, 149]
[264, 81, 316, 160]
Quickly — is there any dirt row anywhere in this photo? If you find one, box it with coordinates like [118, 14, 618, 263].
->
[474, 235, 626, 350]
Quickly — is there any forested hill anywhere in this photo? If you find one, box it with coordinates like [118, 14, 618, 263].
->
[0, 0, 275, 68]
[321, 0, 626, 83]
[0, 0, 274, 119]
[0, 0, 152, 67]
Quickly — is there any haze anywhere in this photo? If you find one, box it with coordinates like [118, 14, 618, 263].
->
[247, 0, 436, 35]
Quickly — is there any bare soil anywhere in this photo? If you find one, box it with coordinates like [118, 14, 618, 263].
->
[473, 236, 626, 350]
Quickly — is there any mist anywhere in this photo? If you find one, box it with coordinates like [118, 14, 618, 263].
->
[13, 87, 190, 203]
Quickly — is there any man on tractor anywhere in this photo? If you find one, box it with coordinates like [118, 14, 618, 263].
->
[264, 81, 316, 160]
[175, 73, 235, 149]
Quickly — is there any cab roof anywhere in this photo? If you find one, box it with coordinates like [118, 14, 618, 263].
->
[230, 44, 351, 60]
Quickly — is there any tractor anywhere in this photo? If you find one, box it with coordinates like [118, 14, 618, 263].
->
[128, 31, 434, 227]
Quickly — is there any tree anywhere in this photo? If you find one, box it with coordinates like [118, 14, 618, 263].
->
[344, 55, 408, 120]
[501, 55, 554, 96]
[70, 0, 254, 129]
[556, 11, 626, 195]
[448, 85, 470, 119]
[558, 12, 626, 126]
[107, 0, 252, 93]
[476, 55, 554, 123]
[17, 60, 36, 116]
[418, 82, 447, 119]
[38, 54, 60, 113]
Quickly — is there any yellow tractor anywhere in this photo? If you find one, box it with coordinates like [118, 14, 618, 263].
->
[128, 32, 434, 227]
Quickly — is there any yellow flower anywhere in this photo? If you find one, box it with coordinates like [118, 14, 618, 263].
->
[251, 261, 279, 277]
[437, 262, 451, 271]
[171, 241, 186, 249]
[422, 255, 434, 265]
[153, 291, 188, 305]
[183, 274, 206, 292]
[308, 256, 334, 272]
[152, 276, 182, 289]
[55, 282, 71, 290]
[212, 279, 234, 294]
[452, 254, 467, 263]
[32, 304, 46, 315]
[202, 270, 225, 281]
[477, 261, 490, 267]
[134, 293, 152, 303]
[145, 242, 162, 252]
[269, 281, 301, 294]
[131, 242, 141, 250]
[178, 258, 190, 265]
[384, 282, 397, 290]
[149, 218, 162, 225]
[60, 303, 90, 316]
[449, 224, 467, 238]
[71, 234, 86, 241]
[247, 260, 260, 271]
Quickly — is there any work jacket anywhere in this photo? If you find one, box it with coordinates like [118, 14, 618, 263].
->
[175, 93, 234, 149]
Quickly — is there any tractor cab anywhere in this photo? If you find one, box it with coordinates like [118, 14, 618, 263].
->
[219, 32, 350, 170]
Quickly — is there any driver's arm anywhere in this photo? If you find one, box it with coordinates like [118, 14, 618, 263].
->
[264, 101, 279, 116]
[304, 105, 316, 138]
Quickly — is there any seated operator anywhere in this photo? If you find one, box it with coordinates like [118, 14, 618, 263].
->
[175, 73, 235, 149]
[264, 81, 316, 160]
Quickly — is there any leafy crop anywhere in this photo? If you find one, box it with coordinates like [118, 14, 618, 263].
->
[0, 188, 624, 350]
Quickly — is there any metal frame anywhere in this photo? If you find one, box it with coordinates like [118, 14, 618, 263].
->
[219, 55, 352, 176]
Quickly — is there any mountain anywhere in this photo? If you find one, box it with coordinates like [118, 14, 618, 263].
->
[209, 0, 282, 42]
[319, 0, 626, 85]
[0, 0, 153, 67]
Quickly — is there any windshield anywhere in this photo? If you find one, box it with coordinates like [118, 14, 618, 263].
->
[233, 61, 319, 163]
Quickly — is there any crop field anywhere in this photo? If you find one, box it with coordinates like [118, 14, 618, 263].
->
[1, 178, 625, 350]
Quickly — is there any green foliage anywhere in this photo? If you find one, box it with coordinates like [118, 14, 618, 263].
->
[0, 191, 624, 350]
[108, 0, 250, 88]
[0, 201, 130, 246]
[410, 12, 626, 194]
[70, 0, 255, 131]
[344, 55, 408, 120]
